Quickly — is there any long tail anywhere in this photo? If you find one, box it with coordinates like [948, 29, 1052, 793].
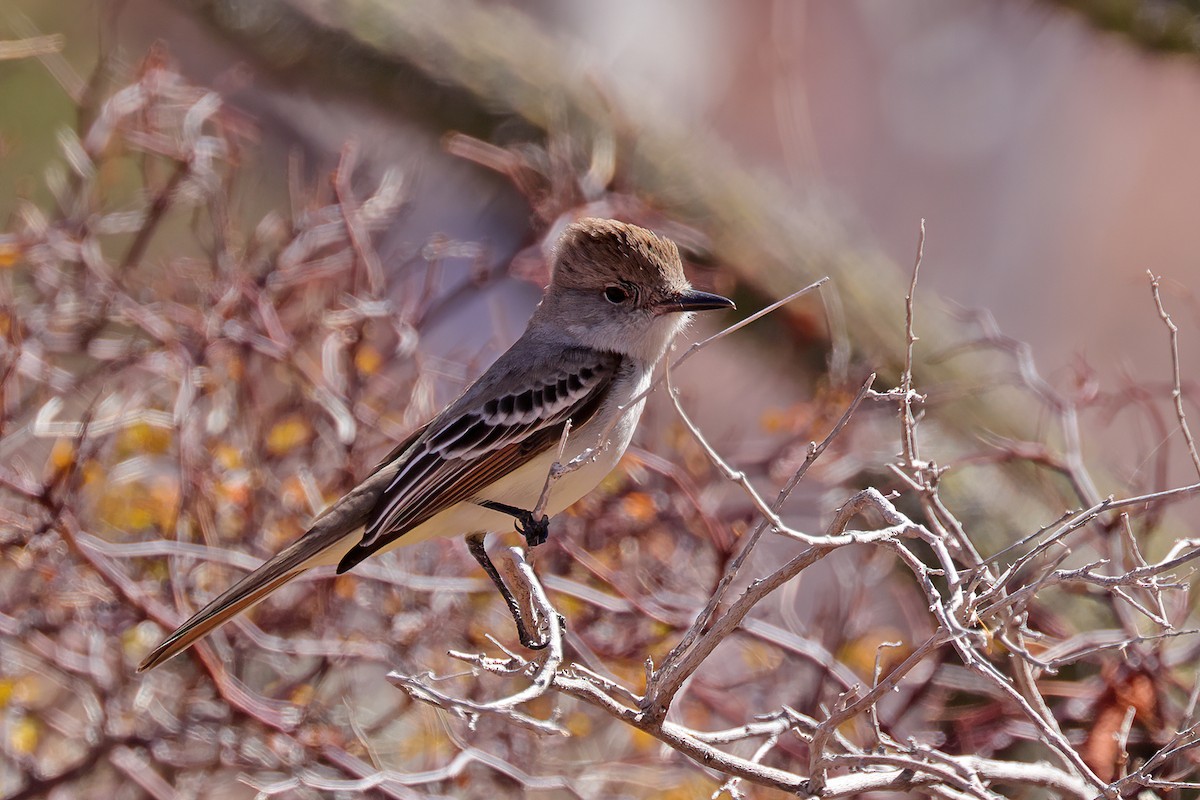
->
[137, 514, 362, 672]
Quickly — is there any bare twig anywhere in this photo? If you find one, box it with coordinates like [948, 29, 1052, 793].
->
[1148, 271, 1200, 480]
[900, 219, 925, 468]
[387, 547, 566, 734]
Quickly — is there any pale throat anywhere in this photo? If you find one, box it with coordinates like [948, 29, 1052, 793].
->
[617, 311, 693, 366]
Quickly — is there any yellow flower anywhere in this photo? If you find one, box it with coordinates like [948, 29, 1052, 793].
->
[9, 717, 38, 755]
[354, 344, 383, 376]
[266, 416, 312, 456]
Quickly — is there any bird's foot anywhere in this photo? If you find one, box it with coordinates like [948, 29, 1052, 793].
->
[479, 500, 550, 548]
[515, 510, 550, 548]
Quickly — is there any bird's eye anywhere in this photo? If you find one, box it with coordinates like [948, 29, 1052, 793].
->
[604, 285, 629, 304]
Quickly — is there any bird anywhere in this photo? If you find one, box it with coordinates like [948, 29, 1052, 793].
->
[138, 217, 734, 671]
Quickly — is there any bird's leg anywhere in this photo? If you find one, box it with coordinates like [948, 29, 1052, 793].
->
[477, 500, 550, 548]
[465, 532, 548, 650]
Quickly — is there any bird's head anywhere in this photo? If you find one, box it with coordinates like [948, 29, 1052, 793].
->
[538, 218, 734, 364]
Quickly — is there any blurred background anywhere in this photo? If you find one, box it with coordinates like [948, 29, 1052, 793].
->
[3, 1, 1200, 797]
[7, 1, 1200, 379]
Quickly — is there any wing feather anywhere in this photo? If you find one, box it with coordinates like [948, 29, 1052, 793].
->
[336, 347, 622, 573]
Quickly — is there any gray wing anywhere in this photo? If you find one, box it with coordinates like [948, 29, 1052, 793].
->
[336, 345, 623, 572]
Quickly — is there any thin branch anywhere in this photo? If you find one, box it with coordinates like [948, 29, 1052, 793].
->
[1148, 271, 1200, 480]
[387, 547, 566, 734]
[900, 219, 925, 468]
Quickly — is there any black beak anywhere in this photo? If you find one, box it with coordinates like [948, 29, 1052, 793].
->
[662, 289, 736, 314]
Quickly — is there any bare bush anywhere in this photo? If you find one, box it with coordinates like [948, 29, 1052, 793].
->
[3, 59, 1199, 800]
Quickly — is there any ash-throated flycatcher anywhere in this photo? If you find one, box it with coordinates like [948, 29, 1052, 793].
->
[138, 218, 733, 671]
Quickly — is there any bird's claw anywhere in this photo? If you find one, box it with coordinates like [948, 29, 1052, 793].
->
[515, 511, 550, 548]
[480, 500, 551, 548]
